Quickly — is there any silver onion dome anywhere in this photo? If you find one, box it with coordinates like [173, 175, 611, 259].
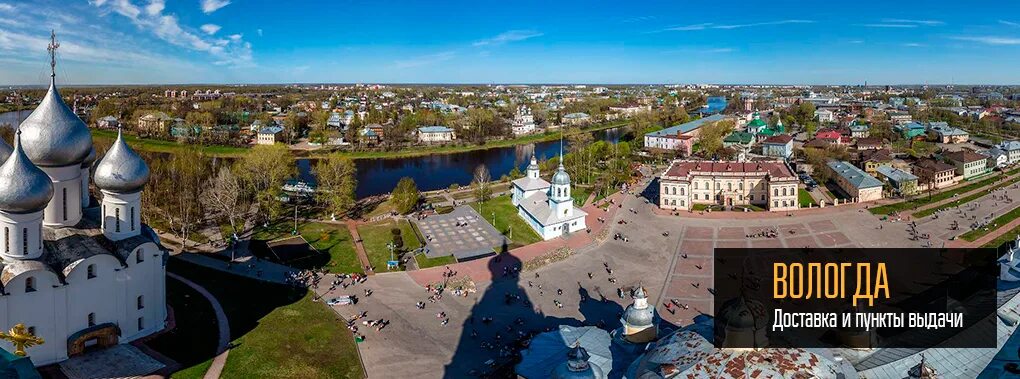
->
[0, 131, 55, 214]
[18, 77, 93, 167]
[81, 145, 96, 168]
[0, 135, 12, 164]
[551, 345, 602, 379]
[93, 129, 149, 193]
[552, 163, 571, 185]
[623, 287, 655, 327]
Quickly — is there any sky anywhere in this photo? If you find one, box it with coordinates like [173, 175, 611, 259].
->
[1, 0, 1020, 85]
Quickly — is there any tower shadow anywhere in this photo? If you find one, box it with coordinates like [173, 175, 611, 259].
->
[442, 251, 629, 378]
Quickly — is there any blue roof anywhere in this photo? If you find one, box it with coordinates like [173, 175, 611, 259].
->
[417, 126, 453, 133]
[563, 112, 590, 119]
[645, 114, 726, 138]
[259, 126, 284, 134]
[828, 160, 884, 189]
[875, 165, 918, 183]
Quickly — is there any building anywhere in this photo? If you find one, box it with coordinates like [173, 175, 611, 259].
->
[326, 112, 343, 129]
[928, 123, 970, 144]
[620, 287, 657, 343]
[136, 112, 175, 135]
[96, 115, 119, 129]
[761, 135, 793, 159]
[658, 160, 799, 211]
[722, 131, 753, 149]
[856, 137, 884, 150]
[875, 165, 919, 196]
[744, 112, 767, 134]
[888, 110, 912, 124]
[895, 122, 928, 139]
[643, 114, 726, 155]
[826, 160, 884, 202]
[562, 112, 591, 125]
[608, 104, 650, 118]
[512, 105, 537, 136]
[944, 150, 990, 180]
[0, 55, 166, 366]
[913, 158, 959, 190]
[256, 125, 284, 145]
[858, 149, 893, 176]
[984, 147, 1009, 169]
[849, 123, 870, 138]
[815, 109, 835, 123]
[1000, 141, 1020, 165]
[511, 155, 587, 240]
[416, 126, 456, 143]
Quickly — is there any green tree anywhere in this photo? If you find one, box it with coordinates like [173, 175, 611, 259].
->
[236, 144, 294, 222]
[315, 152, 358, 218]
[391, 177, 420, 214]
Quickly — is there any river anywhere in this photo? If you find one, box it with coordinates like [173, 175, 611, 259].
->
[1, 110, 626, 199]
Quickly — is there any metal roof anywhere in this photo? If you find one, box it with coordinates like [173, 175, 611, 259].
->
[827, 160, 884, 189]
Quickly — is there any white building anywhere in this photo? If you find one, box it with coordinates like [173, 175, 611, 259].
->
[256, 126, 284, 145]
[416, 126, 456, 143]
[511, 156, 587, 240]
[658, 160, 800, 211]
[815, 109, 835, 123]
[0, 53, 166, 366]
[512, 105, 537, 136]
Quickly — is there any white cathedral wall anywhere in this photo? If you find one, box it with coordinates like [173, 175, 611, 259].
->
[40, 165, 82, 227]
[119, 243, 167, 342]
[64, 254, 121, 347]
[0, 211, 45, 260]
[100, 191, 142, 241]
[79, 167, 90, 207]
[0, 270, 66, 365]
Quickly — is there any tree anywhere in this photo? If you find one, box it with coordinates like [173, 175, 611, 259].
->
[142, 147, 210, 251]
[391, 177, 420, 214]
[390, 228, 404, 251]
[315, 152, 358, 218]
[204, 166, 245, 238]
[694, 119, 734, 158]
[185, 111, 215, 129]
[236, 144, 294, 222]
[472, 164, 492, 202]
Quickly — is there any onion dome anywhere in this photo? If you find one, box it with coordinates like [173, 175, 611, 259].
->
[527, 155, 539, 171]
[747, 112, 766, 128]
[81, 146, 96, 168]
[717, 296, 769, 330]
[551, 345, 603, 379]
[552, 163, 571, 185]
[0, 136, 12, 164]
[18, 77, 93, 167]
[93, 129, 149, 193]
[0, 131, 55, 214]
[623, 287, 655, 327]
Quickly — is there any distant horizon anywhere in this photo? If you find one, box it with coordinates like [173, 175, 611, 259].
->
[4, 81, 1020, 89]
[2, 1, 1020, 85]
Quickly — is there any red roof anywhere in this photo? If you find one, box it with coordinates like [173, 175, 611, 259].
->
[663, 160, 796, 180]
[763, 135, 793, 144]
[815, 130, 842, 140]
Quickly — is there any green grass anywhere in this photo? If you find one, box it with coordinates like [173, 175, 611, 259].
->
[798, 189, 816, 207]
[415, 253, 458, 269]
[299, 223, 362, 274]
[692, 203, 712, 211]
[171, 361, 213, 379]
[470, 195, 542, 247]
[982, 224, 1020, 248]
[870, 169, 1017, 215]
[357, 219, 422, 271]
[165, 258, 364, 379]
[91, 129, 250, 157]
[914, 174, 1020, 218]
[961, 205, 1020, 242]
[572, 186, 592, 206]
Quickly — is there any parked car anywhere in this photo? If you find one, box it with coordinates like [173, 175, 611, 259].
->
[327, 296, 354, 306]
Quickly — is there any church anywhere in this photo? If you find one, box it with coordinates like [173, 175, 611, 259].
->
[511, 155, 587, 240]
[0, 34, 167, 366]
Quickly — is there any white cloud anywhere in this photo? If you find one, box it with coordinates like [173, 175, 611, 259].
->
[1001, 20, 1020, 27]
[393, 51, 455, 69]
[144, 0, 164, 16]
[200, 0, 230, 14]
[200, 24, 220, 35]
[951, 36, 1020, 45]
[91, 0, 253, 66]
[902, 42, 925, 47]
[0, 3, 14, 12]
[472, 30, 542, 47]
[666, 20, 814, 31]
[882, 18, 943, 26]
[256, 28, 263, 37]
[860, 23, 918, 28]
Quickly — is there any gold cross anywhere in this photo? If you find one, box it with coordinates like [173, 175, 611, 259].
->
[0, 324, 44, 357]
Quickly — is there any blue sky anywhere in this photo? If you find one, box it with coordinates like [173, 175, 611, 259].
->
[1, 0, 1020, 85]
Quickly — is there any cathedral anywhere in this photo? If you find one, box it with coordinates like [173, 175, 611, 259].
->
[511, 154, 587, 240]
[0, 36, 167, 366]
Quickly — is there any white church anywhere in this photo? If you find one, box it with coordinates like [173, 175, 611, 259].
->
[0, 36, 166, 366]
[511, 155, 587, 240]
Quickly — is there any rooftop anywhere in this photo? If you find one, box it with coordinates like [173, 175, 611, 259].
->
[662, 160, 796, 180]
[645, 114, 727, 138]
[827, 160, 883, 189]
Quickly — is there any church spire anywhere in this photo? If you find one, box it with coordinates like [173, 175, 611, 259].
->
[48, 30, 59, 81]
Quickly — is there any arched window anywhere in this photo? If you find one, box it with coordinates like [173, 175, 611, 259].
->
[774, 188, 778, 196]
[22, 228, 27, 255]
[137, 295, 144, 310]
[62, 188, 67, 221]
[87, 313, 96, 327]
[102, 205, 106, 229]
[694, 182, 698, 190]
[136, 249, 144, 264]
[87, 264, 96, 279]
[115, 208, 121, 233]
[680, 187, 685, 196]
[4, 227, 8, 254]
[739, 182, 744, 191]
[727, 182, 732, 191]
[25, 277, 35, 293]
[130, 207, 135, 231]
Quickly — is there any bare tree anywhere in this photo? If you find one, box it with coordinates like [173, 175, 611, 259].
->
[205, 166, 245, 238]
[472, 164, 492, 202]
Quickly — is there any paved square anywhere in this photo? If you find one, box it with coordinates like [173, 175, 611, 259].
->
[414, 206, 506, 260]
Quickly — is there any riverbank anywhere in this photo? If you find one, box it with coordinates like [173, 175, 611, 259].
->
[89, 120, 630, 160]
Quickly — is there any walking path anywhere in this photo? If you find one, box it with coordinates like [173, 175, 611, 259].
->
[346, 220, 374, 275]
[174, 252, 299, 285]
[166, 272, 230, 379]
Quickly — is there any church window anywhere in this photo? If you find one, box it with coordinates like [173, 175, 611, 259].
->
[62, 188, 67, 221]
[4, 227, 8, 254]
[131, 207, 135, 231]
[22, 228, 27, 255]
[102, 205, 105, 228]
[137, 317, 144, 331]
[87, 313, 95, 327]
[137, 295, 144, 310]
[25, 277, 35, 293]
[115, 208, 121, 233]
[136, 249, 144, 264]
[87, 264, 96, 279]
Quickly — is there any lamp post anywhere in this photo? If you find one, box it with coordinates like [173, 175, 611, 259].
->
[386, 241, 396, 269]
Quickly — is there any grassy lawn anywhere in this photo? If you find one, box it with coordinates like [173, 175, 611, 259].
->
[870, 170, 1015, 215]
[165, 258, 364, 379]
[363, 198, 398, 219]
[357, 219, 422, 272]
[470, 195, 542, 247]
[572, 186, 592, 206]
[982, 224, 1020, 248]
[914, 174, 1020, 218]
[692, 203, 712, 211]
[798, 189, 816, 207]
[91, 129, 250, 157]
[961, 205, 1020, 242]
[252, 218, 361, 273]
[415, 253, 458, 269]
